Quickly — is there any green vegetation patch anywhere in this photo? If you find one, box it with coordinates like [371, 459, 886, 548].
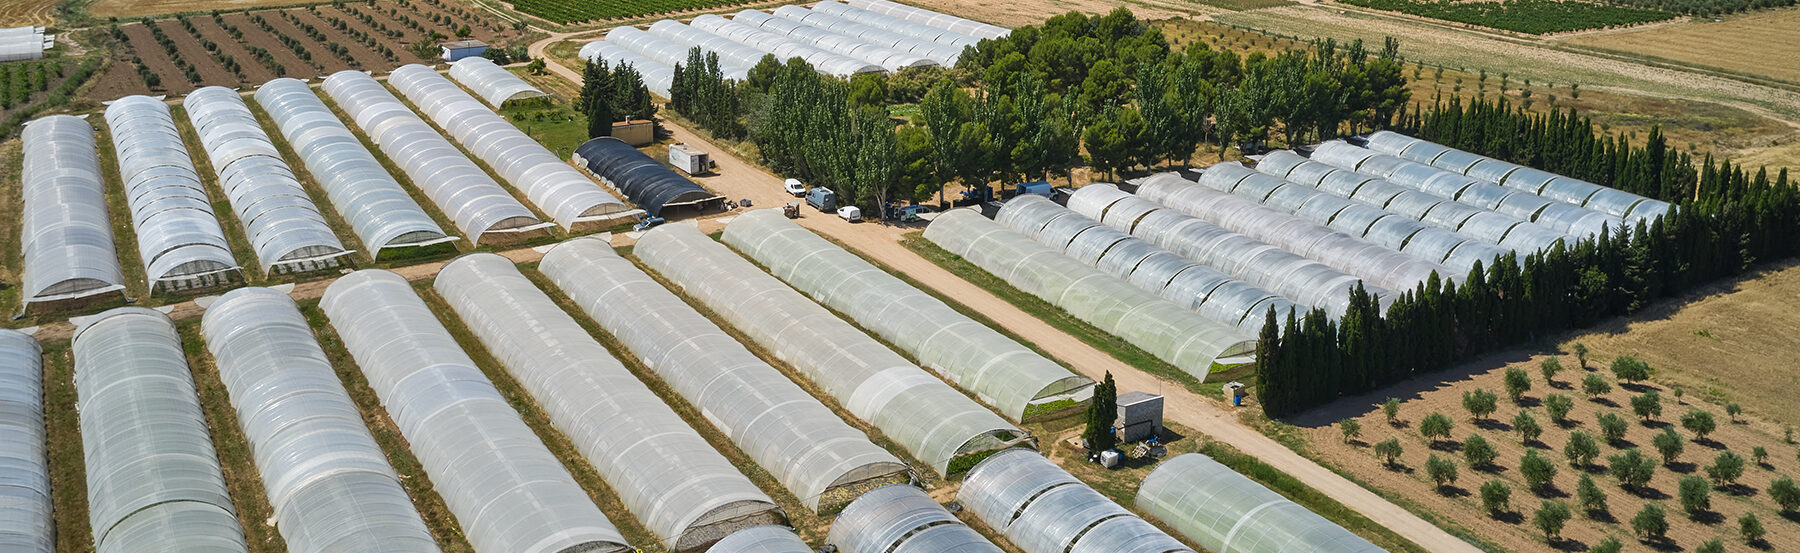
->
[509, 0, 758, 24]
[1340, 0, 1675, 34]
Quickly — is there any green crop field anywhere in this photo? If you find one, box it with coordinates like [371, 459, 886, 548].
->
[508, 0, 759, 23]
[1338, 0, 1675, 34]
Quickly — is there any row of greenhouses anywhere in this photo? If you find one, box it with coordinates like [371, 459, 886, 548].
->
[961, 449, 1193, 553]
[0, 330, 49, 553]
[447, 56, 550, 107]
[105, 96, 243, 293]
[1364, 131, 1672, 225]
[17, 115, 125, 309]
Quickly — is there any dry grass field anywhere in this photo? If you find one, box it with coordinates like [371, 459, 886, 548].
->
[1560, 7, 1800, 85]
[89, 0, 330, 19]
[0, 0, 58, 26]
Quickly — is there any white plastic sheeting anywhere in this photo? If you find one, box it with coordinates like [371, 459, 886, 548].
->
[254, 78, 453, 258]
[723, 209, 1091, 420]
[322, 70, 549, 244]
[648, 20, 770, 72]
[1138, 454, 1385, 553]
[576, 40, 676, 98]
[185, 86, 352, 274]
[320, 269, 629, 553]
[829, 485, 1003, 553]
[999, 192, 1293, 335]
[813, 2, 980, 52]
[736, 9, 934, 71]
[105, 95, 242, 292]
[690, 14, 881, 77]
[388, 64, 631, 228]
[447, 57, 548, 107]
[201, 288, 440, 553]
[73, 307, 248, 553]
[1365, 131, 1671, 225]
[847, 0, 1010, 40]
[638, 224, 1023, 474]
[926, 208, 1254, 379]
[19, 115, 125, 307]
[774, 5, 964, 64]
[961, 449, 1193, 553]
[608, 25, 751, 81]
[0, 26, 48, 61]
[539, 238, 910, 510]
[0, 330, 49, 553]
[709, 526, 813, 553]
[435, 253, 781, 551]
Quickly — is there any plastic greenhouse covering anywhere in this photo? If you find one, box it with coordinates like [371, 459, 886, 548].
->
[320, 270, 629, 553]
[447, 56, 548, 107]
[572, 137, 722, 216]
[200, 288, 440, 553]
[1138, 454, 1385, 553]
[1125, 175, 1447, 293]
[389, 64, 632, 227]
[709, 526, 812, 553]
[1365, 131, 1671, 224]
[648, 20, 769, 72]
[736, 9, 934, 71]
[539, 238, 909, 510]
[637, 224, 1023, 474]
[185, 87, 351, 274]
[723, 209, 1091, 420]
[961, 449, 1192, 553]
[434, 253, 781, 551]
[1313, 143, 1619, 240]
[323, 71, 549, 244]
[847, 0, 1011, 40]
[0, 330, 49, 553]
[775, 5, 965, 64]
[690, 14, 881, 77]
[926, 208, 1254, 378]
[73, 308, 248, 553]
[254, 78, 453, 258]
[999, 191, 1292, 336]
[19, 115, 125, 307]
[607, 26, 751, 81]
[812, 1, 981, 51]
[829, 485, 1003, 553]
[104, 95, 242, 293]
[577, 40, 676, 97]
[0, 25, 48, 61]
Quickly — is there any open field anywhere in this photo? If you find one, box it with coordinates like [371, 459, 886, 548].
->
[1560, 7, 1800, 85]
[0, 0, 58, 26]
[90, 0, 329, 19]
[1336, 0, 1675, 35]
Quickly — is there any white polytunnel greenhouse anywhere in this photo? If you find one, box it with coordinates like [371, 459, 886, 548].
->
[847, 0, 1011, 40]
[572, 137, 723, 216]
[926, 208, 1254, 379]
[1138, 454, 1385, 553]
[999, 192, 1293, 336]
[72, 308, 249, 553]
[637, 224, 1025, 475]
[434, 253, 783, 551]
[690, 14, 882, 77]
[388, 64, 634, 228]
[648, 20, 770, 72]
[200, 288, 440, 553]
[319, 269, 630, 553]
[828, 484, 1003, 553]
[774, 5, 965, 65]
[0, 26, 50, 62]
[18, 115, 126, 309]
[577, 40, 676, 97]
[960, 449, 1193, 553]
[608, 25, 751, 81]
[812, 1, 981, 52]
[539, 238, 911, 511]
[447, 56, 548, 108]
[1365, 130, 1672, 225]
[722, 209, 1091, 420]
[322, 70, 551, 244]
[0, 330, 49, 553]
[1179, 160, 1507, 277]
[254, 78, 454, 258]
[709, 526, 812, 553]
[1256, 150, 1575, 254]
[735, 9, 934, 72]
[185, 86, 353, 275]
[104, 95, 242, 293]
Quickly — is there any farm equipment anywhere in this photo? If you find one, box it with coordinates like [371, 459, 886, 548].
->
[783, 202, 801, 218]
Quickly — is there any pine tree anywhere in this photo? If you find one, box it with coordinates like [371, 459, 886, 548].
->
[1083, 373, 1119, 454]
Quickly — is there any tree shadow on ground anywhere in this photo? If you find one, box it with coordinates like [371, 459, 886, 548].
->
[1549, 537, 1588, 552]
[1665, 461, 1697, 474]
[1492, 511, 1524, 524]
[1585, 509, 1616, 524]
[1687, 509, 1726, 525]
[1474, 419, 1513, 432]
[1435, 484, 1470, 498]
[1642, 537, 1682, 552]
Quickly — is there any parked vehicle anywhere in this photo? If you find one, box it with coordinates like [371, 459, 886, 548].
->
[897, 205, 936, 222]
[633, 216, 665, 232]
[806, 187, 837, 212]
[1017, 181, 1053, 198]
[784, 178, 806, 197]
[668, 143, 710, 175]
[837, 205, 862, 222]
[783, 202, 801, 219]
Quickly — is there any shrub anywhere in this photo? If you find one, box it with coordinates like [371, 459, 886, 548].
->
[1630, 390, 1662, 421]
[1740, 513, 1765, 544]
[1520, 450, 1557, 492]
[1590, 537, 1622, 553]
[1726, 402, 1742, 422]
[1339, 418, 1361, 444]
[1577, 474, 1607, 516]
[1583, 373, 1611, 398]
[1480, 480, 1511, 516]
[1504, 367, 1531, 403]
[1678, 475, 1711, 517]
[1420, 412, 1454, 444]
[1544, 393, 1573, 424]
[1611, 355, 1652, 383]
[1607, 449, 1655, 489]
[1463, 434, 1497, 468]
[1707, 450, 1745, 486]
[1631, 503, 1668, 540]
[1573, 343, 1589, 369]
[1374, 438, 1403, 467]
[1565, 432, 1600, 468]
[1539, 357, 1563, 383]
[1682, 409, 1716, 440]
[1598, 412, 1628, 444]
[1383, 397, 1400, 424]
[1652, 427, 1684, 464]
[1514, 411, 1542, 443]
[1771, 477, 1800, 513]
[1533, 500, 1570, 542]
[1695, 539, 1723, 553]
[1426, 454, 1458, 491]
[1462, 390, 1498, 421]
[1752, 446, 1767, 466]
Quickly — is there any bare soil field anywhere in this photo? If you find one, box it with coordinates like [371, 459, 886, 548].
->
[1559, 7, 1800, 85]
[153, 19, 245, 87]
[90, 0, 327, 19]
[0, 0, 58, 26]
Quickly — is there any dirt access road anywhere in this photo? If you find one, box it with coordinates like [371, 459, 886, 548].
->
[527, 31, 1480, 553]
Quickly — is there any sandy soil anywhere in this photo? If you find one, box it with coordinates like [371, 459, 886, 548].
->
[1559, 7, 1800, 85]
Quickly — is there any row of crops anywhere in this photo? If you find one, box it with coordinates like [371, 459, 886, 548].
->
[510, 0, 767, 23]
[1339, 0, 1675, 34]
[1602, 0, 1797, 16]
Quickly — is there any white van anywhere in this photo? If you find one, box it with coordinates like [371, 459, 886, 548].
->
[837, 205, 862, 222]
